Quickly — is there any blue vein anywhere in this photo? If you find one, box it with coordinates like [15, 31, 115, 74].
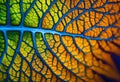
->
[6, 0, 10, 26]
[0, 25, 119, 41]
[5, 31, 23, 81]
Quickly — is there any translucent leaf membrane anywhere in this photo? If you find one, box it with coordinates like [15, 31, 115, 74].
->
[45, 33, 120, 81]
[10, 0, 22, 25]
[0, 31, 20, 81]
[0, 0, 120, 82]
[22, 0, 34, 13]
[0, 0, 6, 25]
[0, 31, 5, 62]
[24, 0, 54, 27]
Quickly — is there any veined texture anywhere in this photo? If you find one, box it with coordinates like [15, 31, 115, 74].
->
[0, 0, 120, 82]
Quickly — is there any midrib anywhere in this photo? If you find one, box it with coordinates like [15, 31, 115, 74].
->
[0, 25, 114, 41]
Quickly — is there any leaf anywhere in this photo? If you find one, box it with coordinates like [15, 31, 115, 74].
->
[0, 0, 120, 82]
